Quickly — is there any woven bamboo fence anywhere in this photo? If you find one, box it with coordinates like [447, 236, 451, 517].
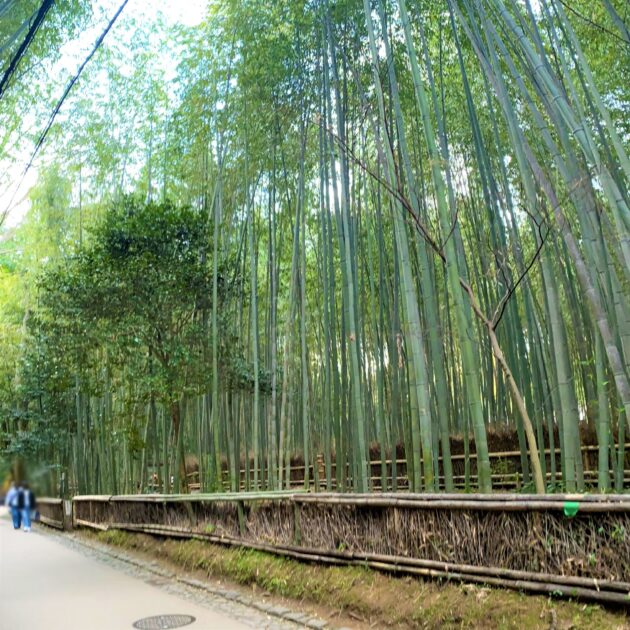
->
[67, 492, 630, 606]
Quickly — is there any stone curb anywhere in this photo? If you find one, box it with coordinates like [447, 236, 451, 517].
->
[47, 528, 334, 630]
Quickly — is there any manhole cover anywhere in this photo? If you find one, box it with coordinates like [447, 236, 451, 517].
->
[132, 615, 195, 629]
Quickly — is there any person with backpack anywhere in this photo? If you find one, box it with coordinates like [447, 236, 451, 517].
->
[4, 481, 21, 529]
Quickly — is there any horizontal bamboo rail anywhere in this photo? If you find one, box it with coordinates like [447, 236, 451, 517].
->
[167, 441, 630, 493]
[72, 490, 630, 508]
[198, 442, 630, 475]
[224, 442, 630, 475]
[74, 518, 109, 531]
[158, 442, 630, 484]
[295, 491, 630, 504]
[182, 471, 630, 494]
[73, 490, 305, 504]
[88, 519, 630, 591]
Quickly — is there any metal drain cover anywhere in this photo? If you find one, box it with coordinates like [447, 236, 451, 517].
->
[132, 614, 195, 629]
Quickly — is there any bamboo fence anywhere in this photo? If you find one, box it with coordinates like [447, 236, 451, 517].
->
[60, 492, 630, 606]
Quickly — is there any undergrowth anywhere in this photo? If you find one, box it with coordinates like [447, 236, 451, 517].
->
[90, 530, 629, 629]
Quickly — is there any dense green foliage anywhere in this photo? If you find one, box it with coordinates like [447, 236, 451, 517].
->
[0, 0, 628, 495]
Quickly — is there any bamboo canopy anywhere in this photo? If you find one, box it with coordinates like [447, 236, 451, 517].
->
[0, 0, 628, 498]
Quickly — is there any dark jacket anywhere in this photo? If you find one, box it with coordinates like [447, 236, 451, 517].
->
[16, 489, 36, 510]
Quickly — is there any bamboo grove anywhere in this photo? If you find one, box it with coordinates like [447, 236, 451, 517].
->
[0, 0, 628, 496]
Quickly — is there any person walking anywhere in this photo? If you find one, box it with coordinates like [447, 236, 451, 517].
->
[4, 482, 21, 530]
[20, 483, 36, 532]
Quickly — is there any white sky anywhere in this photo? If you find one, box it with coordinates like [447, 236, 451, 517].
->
[156, 2, 207, 27]
[0, 0, 207, 229]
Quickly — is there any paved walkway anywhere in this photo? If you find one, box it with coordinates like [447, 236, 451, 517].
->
[0, 508, 293, 630]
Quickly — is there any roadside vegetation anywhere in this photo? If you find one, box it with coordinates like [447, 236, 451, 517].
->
[88, 529, 629, 629]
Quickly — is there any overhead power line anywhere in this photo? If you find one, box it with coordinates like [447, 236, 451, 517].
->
[0, 0, 56, 101]
[1, 0, 130, 228]
[25, 0, 131, 174]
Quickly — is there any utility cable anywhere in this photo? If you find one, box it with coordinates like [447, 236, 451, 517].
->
[25, 0, 130, 173]
[0, 0, 55, 101]
[0, 6, 39, 60]
[1, 0, 130, 226]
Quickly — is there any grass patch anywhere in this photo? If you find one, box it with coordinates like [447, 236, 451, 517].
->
[86, 529, 629, 629]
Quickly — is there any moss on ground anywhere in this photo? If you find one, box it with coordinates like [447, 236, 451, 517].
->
[90, 530, 629, 629]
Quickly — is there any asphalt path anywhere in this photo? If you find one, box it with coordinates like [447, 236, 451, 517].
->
[0, 507, 276, 630]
